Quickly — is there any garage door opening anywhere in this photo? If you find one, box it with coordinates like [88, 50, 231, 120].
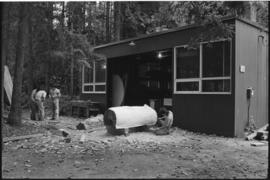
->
[107, 49, 173, 111]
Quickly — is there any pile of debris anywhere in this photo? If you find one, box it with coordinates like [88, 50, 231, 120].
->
[76, 114, 104, 130]
[245, 124, 268, 146]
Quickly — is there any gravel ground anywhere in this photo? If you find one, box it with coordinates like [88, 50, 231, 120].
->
[2, 111, 268, 179]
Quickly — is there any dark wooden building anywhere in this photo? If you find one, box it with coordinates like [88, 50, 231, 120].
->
[81, 17, 268, 137]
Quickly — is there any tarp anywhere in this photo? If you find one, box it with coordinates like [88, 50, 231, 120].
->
[109, 104, 157, 129]
[112, 75, 125, 106]
[4, 65, 13, 105]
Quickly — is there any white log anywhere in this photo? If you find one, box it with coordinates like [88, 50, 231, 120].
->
[109, 104, 157, 129]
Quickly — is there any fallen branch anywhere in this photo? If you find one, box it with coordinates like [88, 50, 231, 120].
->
[3, 133, 44, 143]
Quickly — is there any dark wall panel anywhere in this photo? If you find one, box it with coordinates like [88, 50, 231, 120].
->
[173, 94, 235, 137]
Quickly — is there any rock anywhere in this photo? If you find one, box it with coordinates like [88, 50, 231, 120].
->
[59, 129, 69, 137]
[39, 148, 47, 153]
[79, 134, 86, 143]
[25, 164, 32, 168]
[76, 122, 87, 130]
[65, 137, 71, 143]
[3, 169, 10, 173]
[254, 131, 268, 140]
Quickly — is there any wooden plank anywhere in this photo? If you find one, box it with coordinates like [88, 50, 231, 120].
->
[4, 65, 13, 105]
[3, 133, 44, 143]
[250, 142, 267, 147]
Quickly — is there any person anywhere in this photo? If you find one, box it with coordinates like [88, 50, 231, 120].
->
[154, 107, 174, 135]
[49, 87, 61, 120]
[30, 82, 47, 121]
[30, 85, 39, 120]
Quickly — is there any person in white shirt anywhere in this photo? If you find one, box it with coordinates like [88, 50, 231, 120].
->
[35, 90, 47, 121]
[154, 107, 174, 135]
[49, 87, 61, 120]
[30, 83, 47, 121]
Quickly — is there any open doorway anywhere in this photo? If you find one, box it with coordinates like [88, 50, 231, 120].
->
[107, 49, 173, 111]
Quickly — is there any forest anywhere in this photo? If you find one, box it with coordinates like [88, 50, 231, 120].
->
[1, 1, 268, 126]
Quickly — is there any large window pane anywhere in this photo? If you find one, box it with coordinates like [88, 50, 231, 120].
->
[84, 62, 93, 83]
[95, 60, 106, 82]
[95, 85, 106, 92]
[202, 79, 230, 92]
[176, 47, 199, 78]
[176, 82, 199, 91]
[202, 41, 230, 77]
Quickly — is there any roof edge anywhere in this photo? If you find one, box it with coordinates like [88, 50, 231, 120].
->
[94, 16, 267, 50]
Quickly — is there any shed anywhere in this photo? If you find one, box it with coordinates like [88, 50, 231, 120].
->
[81, 17, 268, 137]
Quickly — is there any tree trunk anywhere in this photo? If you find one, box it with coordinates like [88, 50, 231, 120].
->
[70, 24, 74, 96]
[44, 2, 54, 92]
[27, 12, 34, 95]
[82, 2, 86, 33]
[70, 44, 74, 96]
[249, 2, 257, 22]
[7, 3, 29, 126]
[2, 2, 9, 149]
[106, 1, 110, 42]
[60, 2, 65, 29]
[114, 2, 121, 41]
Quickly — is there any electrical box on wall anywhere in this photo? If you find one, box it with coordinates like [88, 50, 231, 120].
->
[247, 87, 254, 99]
[240, 65, 246, 73]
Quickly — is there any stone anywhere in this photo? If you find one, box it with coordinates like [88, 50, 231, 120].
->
[76, 122, 87, 130]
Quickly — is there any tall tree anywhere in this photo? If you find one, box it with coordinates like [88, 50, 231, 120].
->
[105, 1, 110, 42]
[7, 3, 29, 126]
[2, 2, 10, 149]
[113, 2, 121, 41]
[27, 6, 34, 95]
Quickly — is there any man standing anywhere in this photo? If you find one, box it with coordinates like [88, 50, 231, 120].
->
[49, 87, 61, 120]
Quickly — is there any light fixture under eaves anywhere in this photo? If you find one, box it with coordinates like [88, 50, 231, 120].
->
[129, 41, 136, 46]
[157, 50, 170, 59]
[157, 52, 163, 59]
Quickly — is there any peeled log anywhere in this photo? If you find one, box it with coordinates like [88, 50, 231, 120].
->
[104, 105, 157, 134]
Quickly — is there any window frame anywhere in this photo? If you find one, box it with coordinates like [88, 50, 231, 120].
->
[174, 39, 232, 94]
[82, 60, 106, 94]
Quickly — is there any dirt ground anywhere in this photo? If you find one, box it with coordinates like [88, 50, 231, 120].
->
[2, 111, 268, 179]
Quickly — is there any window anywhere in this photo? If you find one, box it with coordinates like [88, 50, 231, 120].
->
[82, 60, 106, 93]
[174, 40, 231, 94]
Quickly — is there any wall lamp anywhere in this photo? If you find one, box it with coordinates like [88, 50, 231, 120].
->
[157, 52, 163, 59]
[157, 50, 169, 59]
[129, 41, 136, 46]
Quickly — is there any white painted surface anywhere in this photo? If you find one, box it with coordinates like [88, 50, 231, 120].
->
[109, 105, 157, 129]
